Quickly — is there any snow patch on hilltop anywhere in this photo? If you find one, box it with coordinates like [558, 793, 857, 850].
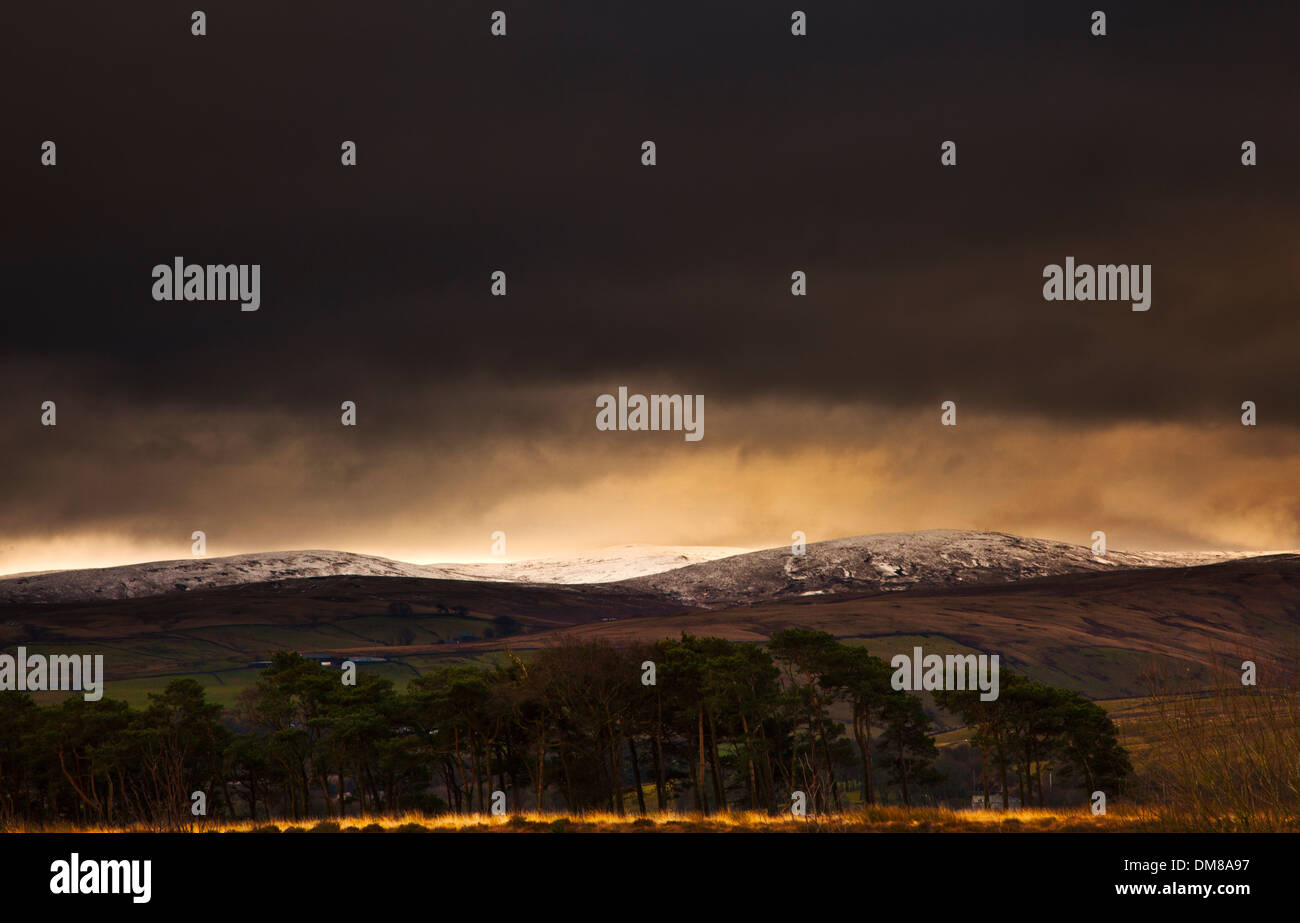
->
[617, 530, 1260, 608]
[0, 545, 750, 604]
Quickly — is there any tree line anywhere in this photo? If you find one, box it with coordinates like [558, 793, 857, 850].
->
[0, 630, 1129, 827]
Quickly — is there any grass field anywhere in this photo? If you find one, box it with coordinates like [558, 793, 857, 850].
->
[13, 804, 1296, 834]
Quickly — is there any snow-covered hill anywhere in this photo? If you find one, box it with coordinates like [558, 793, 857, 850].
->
[616, 530, 1259, 607]
[418, 544, 751, 585]
[0, 551, 429, 604]
[0, 532, 1267, 606]
[0, 545, 749, 604]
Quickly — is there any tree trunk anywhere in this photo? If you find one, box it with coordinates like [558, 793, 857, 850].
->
[653, 692, 667, 812]
[697, 704, 708, 815]
[536, 722, 546, 812]
[854, 703, 875, 806]
[317, 771, 334, 818]
[895, 735, 911, 806]
[739, 707, 759, 811]
[629, 738, 647, 815]
[609, 734, 624, 815]
[707, 710, 726, 810]
[999, 751, 1010, 812]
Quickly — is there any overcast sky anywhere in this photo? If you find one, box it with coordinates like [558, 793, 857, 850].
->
[4, 1, 1299, 572]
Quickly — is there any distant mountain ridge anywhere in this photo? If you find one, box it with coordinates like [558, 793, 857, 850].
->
[616, 530, 1259, 607]
[0, 545, 748, 604]
[0, 531, 1265, 606]
[0, 534, 1294, 702]
[0, 551, 429, 604]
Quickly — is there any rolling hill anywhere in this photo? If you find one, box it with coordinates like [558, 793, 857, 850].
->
[617, 530, 1255, 606]
[1, 532, 1294, 704]
[0, 544, 749, 604]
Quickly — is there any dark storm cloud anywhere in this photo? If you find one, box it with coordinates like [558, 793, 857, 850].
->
[3, 2, 1299, 564]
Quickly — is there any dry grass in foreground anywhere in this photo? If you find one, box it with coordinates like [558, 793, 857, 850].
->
[13, 804, 1295, 834]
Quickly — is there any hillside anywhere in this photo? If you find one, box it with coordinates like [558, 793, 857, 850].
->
[527, 555, 1300, 697]
[2, 554, 1296, 703]
[618, 530, 1256, 607]
[0, 531, 1259, 607]
[0, 544, 748, 604]
[2, 532, 1294, 705]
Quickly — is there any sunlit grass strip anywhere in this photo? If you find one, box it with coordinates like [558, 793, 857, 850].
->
[6, 804, 1232, 834]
